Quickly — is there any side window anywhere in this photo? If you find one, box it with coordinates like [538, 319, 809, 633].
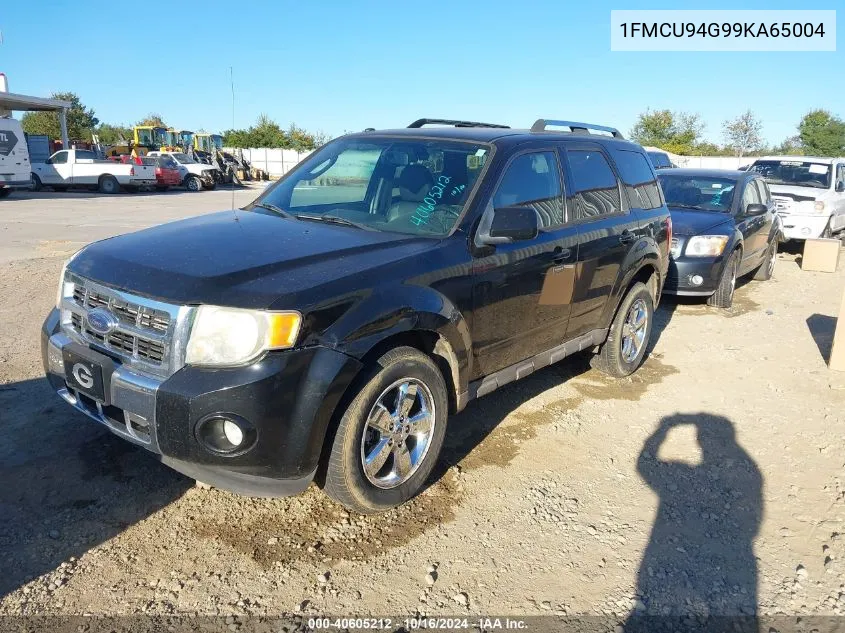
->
[493, 151, 564, 229]
[567, 149, 623, 219]
[754, 179, 770, 205]
[837, 164, 845, 188]
[610, 149, 663, 210]
[741, 179, 762, 211]
[51, 151, 68, 164]
[74, 150, 96, 160]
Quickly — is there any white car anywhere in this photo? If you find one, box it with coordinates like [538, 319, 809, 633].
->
[148, 151, 219, 191]
[0, 116, 32, 197]
[748, 156, 845, 240]
[31, 149, 156, 194]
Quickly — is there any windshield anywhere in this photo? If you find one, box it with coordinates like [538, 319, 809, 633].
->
[253, 136, 491, 236]
[171, 153, 196, 164]
[648, 151, 673, 169]
[658, 175, 737, 213]
[750, 160, 832, 189]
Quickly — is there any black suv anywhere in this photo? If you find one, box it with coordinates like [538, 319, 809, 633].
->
[42, 118, 671, 513]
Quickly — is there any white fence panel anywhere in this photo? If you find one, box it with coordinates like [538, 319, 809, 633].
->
[224, 147, 314, 177]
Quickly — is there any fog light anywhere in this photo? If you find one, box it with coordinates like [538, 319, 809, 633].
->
[689, 274, 704, 286]
[223, 420, 244, 446]
[195, 414, 256, 455]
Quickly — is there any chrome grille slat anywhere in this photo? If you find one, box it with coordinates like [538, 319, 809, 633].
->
[63, 276, 184, 376]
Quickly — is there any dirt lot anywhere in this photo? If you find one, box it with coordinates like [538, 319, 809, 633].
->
[1, 188, 844, 626]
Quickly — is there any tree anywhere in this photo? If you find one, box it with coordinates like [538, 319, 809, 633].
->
[21, 92, 99, 141]
[94, 123, 132, 144]
[722, 110, 763, 160]
[222, 115, 325, 150]
[137, 113, 166, 128]
[630, 109, 704, 155]
[798, 110, 845, 156]
[772, 135, 804, 156]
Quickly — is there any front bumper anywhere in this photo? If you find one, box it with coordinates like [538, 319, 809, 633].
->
[779, 213, 830, 240]
[42, 308, 362, 497]
[663, 255, 725, 296]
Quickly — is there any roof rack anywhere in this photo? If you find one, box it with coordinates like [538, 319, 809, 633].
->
[530, 119, 623, 139]
[407, 118, 510, 129]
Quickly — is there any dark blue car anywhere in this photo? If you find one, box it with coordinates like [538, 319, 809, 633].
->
[657, 168, 782, 308]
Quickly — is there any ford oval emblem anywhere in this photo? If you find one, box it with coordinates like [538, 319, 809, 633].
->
[85, 307, 119, 335]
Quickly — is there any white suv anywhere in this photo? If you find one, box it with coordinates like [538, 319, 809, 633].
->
[748, 156, 845, 240]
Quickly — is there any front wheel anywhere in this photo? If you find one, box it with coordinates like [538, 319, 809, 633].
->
[322, 346, 448, 514]
[30, 174, 42, 192]
[707, 250, 739, 309]
[591, 281, 654, 378]
[185, 175, 202, 192]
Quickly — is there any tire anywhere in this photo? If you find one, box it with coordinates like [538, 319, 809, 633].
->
[591, 282, 654, 378]
[822, 221, 832, 239]
[707, 249, 739, 309]
[0, 187, 11, 198]
[98, 175, 120, 194]
[30, 174, 42, 192]
[322, 346, 448, 514]
[185, 175, 202, 192]
[753, 239, 777, 281]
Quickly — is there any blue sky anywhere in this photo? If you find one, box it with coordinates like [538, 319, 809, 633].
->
[1, 0, 841, 145]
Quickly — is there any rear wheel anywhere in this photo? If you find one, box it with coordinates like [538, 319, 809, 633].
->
[185, 175, 202, 192]
[754, 239, 777, 281]
[30, 174, 42, 192]
[591, 281, 653, 378]
[98, 175, 120, 194]
[323, 346, 448, 514]
[707, 250, 739, 309]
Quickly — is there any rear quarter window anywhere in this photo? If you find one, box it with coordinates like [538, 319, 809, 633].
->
[611, 149, 663, 210]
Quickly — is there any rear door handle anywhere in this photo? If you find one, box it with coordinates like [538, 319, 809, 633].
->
[552, 247, 572, 263]
[619, 230, 635, 244]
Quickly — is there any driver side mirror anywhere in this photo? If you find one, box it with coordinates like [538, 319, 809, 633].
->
[478, 206, 539, 245]
[44, 158, 52, 165]
[744, 203, 768, 217]
[836, 181, 845, 193]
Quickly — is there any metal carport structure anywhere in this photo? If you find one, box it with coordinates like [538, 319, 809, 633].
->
[0, 91, 72, 148]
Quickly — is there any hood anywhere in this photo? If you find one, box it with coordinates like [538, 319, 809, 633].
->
[668, 208, 732, 237]
[69, 210, 437, 308]
[185, 163, 218, 173]
[766, 183, 828, 200]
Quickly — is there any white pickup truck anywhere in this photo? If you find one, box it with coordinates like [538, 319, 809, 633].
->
[31, 149, 157, 194]
[148, 151, 219, 191]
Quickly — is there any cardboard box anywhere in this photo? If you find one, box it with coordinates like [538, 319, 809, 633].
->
[802, 238, 841, 273]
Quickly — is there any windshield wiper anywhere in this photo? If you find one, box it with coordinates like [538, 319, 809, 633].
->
[294, 214, 374, 230]
[667, 204, 707, 211]
[251, 202, 292, 217]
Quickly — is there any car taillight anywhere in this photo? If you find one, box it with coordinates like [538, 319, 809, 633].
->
[155, 167, 162, 175]
[129, 166, 135, 176]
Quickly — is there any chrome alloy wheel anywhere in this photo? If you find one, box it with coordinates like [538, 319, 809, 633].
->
[621, 298, 648, 363]
[360, 378, 435, 489]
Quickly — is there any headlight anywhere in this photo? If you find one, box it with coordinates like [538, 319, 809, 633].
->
[685, 235, 729, 257]
[55, 248, 84, 308]
[185, 306, 301, 366]
[813, 201, 826, 212]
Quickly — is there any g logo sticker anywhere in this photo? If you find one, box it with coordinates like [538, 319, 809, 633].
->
[72, 363, 94, 389]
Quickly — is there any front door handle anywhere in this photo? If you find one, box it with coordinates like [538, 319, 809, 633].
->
[619, 230, 635, 244]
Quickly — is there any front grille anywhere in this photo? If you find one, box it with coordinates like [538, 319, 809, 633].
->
[773, 197, 791, 212]
[64, 277, 181, 375]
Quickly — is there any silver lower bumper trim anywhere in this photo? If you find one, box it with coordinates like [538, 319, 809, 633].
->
[47, 332, 163, 453]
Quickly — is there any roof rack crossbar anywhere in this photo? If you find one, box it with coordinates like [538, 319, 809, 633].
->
[530, 119, 623, 139]
[408, 118, 510, 129]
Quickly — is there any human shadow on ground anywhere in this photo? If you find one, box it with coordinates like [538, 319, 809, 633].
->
[807, 313, 837, 364]
[623, 413, 763, 633]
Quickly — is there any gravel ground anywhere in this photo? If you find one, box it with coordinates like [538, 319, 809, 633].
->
[1, 188, 844, 625]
